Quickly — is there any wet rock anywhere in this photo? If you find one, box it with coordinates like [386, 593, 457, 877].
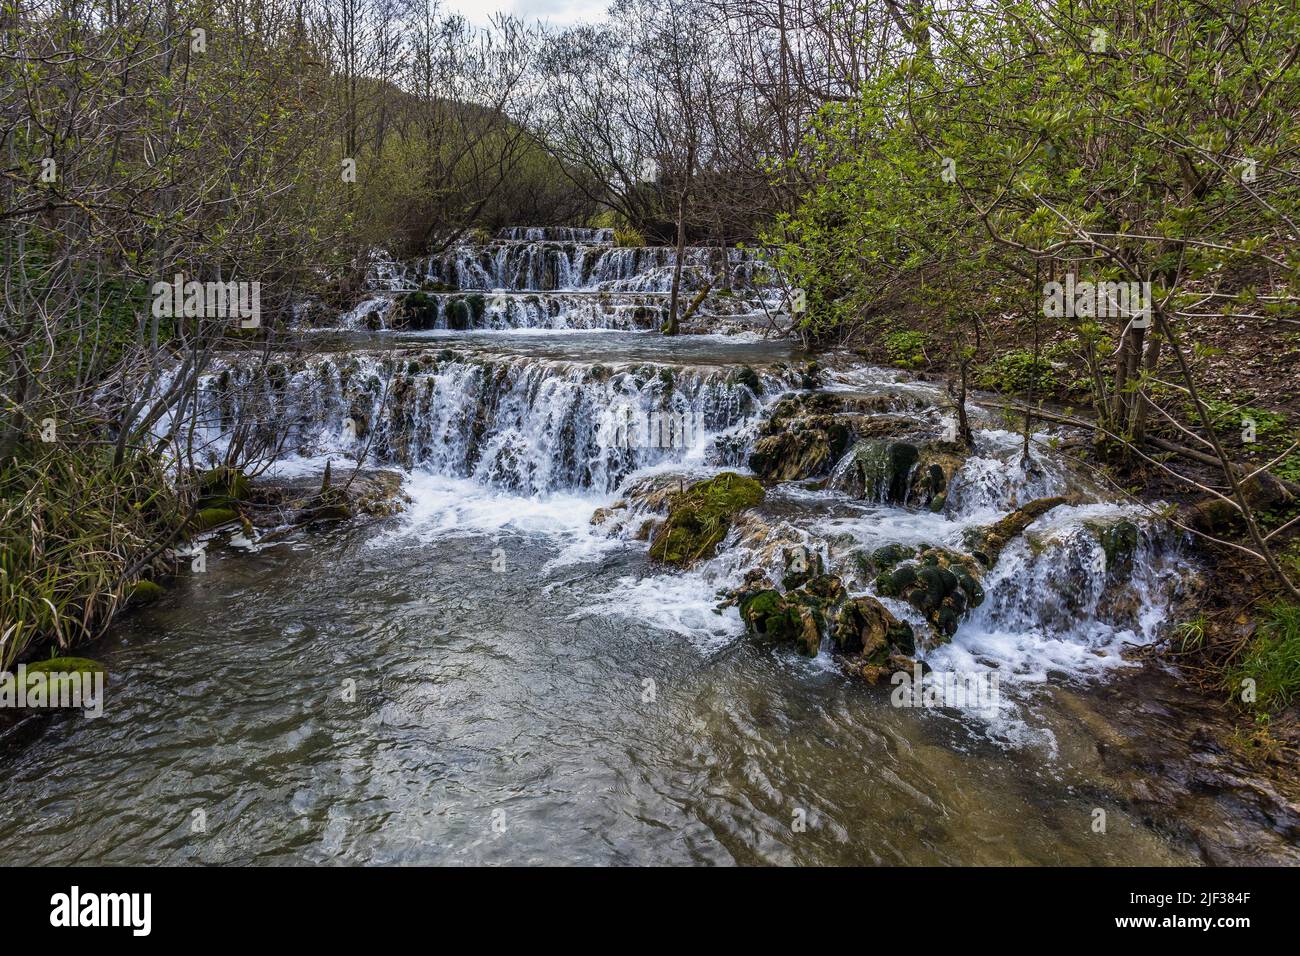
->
[1085, 517, 1140, 579]
[835, 440, 918, 503]
[876, 547, 985, 641]
[962, 495, 1071, 567]
[910, 442, 967, 511]
[728, 365, 762, 395]
[245, 468, 410, 529]
[647, 472, 765, 566]
[780, 544, 824, 590]
[749, 410, 851, 482]
[833, 596, 916, 662]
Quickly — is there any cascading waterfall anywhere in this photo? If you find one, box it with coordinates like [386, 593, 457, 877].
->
[192, 351, 785, 496]
[332, 226, 775, 332]
[186, 223, 1189, 712]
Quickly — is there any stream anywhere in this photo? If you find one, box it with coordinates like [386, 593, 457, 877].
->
[2, 226, 1286, 866]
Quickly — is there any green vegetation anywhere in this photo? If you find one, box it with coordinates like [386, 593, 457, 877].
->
[0, 442, 182, 671]
[975, 350, 1058, 395]
[883, 331, 927, 369]
[1230, 603, 1300, 715]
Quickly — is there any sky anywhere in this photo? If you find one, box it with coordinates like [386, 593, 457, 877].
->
[441, 0, 611, 26]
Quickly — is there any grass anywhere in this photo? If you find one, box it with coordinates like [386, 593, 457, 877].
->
[613, 224, 646, 247]
[1228, 602, 1300, 714]
[0, 439, 184, 670]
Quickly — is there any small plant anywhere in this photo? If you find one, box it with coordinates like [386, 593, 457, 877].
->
[975, 349, 1058, 394]
[1175, 615, 1207, 652]
[883, 330, 928, 368]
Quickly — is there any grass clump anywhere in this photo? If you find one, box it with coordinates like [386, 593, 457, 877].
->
[1229, 602, 1300, 714]
[613, 224, 645, 247]
[1, 441, 184, 670]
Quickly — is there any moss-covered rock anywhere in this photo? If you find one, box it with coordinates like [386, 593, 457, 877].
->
[14, 656, 107, 702]
[129, 579, 166, 604]
[738, 587, 825, 656]
[876, 547, 985, 641]
[191, 506, 239, 531]
[648, 472, 765, 566]
[833, 596, 915, 661]
[401, 291, 440, 329]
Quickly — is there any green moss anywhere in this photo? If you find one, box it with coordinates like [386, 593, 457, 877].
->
[191, 506, 238, 531]
[197, 466, 250, 504]
[16, 656, 107, 699]
[402, 291, 440, 328]
[129, 579, 166, 604]
[648, 473, 765, 566]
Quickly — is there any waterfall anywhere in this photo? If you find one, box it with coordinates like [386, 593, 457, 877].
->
[328, 228, 776, 331]
[191, 352, 782, 496]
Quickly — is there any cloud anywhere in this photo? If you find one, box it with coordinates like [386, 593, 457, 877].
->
[442, 0, 610, 27]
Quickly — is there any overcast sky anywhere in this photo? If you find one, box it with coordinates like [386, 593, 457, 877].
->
[441, 0, 611, 26]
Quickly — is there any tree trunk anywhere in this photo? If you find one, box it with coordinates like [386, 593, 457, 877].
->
[664, 192, 687, 336]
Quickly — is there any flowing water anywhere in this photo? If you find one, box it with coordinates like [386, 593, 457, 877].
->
[0, 227, 1218, 865]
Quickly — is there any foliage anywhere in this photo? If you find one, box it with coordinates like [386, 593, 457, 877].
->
[884, 330, 928, 368]
[1229, 602, 1300, 715]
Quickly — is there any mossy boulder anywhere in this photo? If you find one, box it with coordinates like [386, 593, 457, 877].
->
[963, 495, 1071, 567]
[648, 472, 765, 566]
[191, 506, 239, 532]
[129, 579, 166, 604]
[875, 547, 985, 641]
[14, 656, 107, 702]
[738, 588, 823, 656]
[833, 596, 915, 661]
[401, 291, 441, 329]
